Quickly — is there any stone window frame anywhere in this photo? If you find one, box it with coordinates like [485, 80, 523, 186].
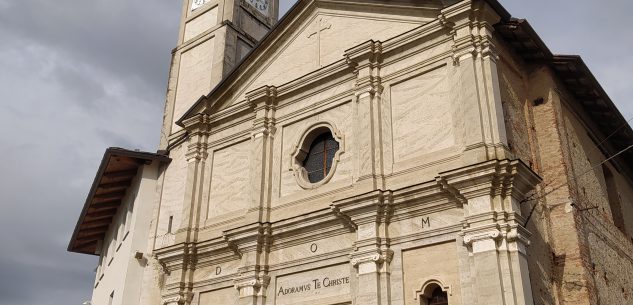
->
[414, 278, 451, 305]
[290, 122, 344, 189]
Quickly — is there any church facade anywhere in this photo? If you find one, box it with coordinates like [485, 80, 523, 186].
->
[68, 1, 633, 305]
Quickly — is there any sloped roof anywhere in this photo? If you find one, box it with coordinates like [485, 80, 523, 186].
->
[68, 148, 170, 255]
[495, 19, 633, 178]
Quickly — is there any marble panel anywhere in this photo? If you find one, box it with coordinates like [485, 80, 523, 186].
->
[156, 145, 187, 248]
[172, 37, 216, 132]
[199, 287, 238, 305]
[390, 65, 454, 163]
[208, 140, 251, 218]
[184, 7, 218, 41]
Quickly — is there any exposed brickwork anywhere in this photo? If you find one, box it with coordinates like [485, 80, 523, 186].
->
[499, 49, 633, 305]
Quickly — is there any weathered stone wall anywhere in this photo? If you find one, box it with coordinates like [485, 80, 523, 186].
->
[498, 48, 633, 305]
[560, 102, 633, 304]
[496, 40, 558, 305]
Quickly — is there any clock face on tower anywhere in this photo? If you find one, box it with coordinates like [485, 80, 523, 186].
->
[191, 0, 209, 11]
[246, 0, 269, 15]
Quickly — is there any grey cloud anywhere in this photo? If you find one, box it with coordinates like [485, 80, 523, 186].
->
[501, 0, 633, 118]
[0, 1, 179, 304]
[0, 0, 179, 94]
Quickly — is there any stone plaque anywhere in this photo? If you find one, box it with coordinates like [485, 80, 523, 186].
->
[274, 264, 351, 305]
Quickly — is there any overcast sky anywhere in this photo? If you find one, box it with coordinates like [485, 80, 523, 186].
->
[0, 1, 631, 304]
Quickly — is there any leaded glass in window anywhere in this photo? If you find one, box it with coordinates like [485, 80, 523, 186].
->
[302, 132, 339, 183]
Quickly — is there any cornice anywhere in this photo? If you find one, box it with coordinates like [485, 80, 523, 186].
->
[246, 85, 278, 110]
[223, 222, 272, 255]
[196, 236, 241, 267]
[436, 159, 541, 201]
[276, 60, 353, 98]
[331, 190, 394, 226]
[154, 243, 197, 274]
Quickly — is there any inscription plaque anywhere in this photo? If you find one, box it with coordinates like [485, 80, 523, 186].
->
[275, 264, 350, 304]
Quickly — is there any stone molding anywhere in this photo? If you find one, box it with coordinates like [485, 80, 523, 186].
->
[247, 85, 278, 140]
[269, 208, 355, 250]
[414, 277, 452, 300]
[332, 190, 394, 226]
[350, 249, 394, 267]
[289, 121, 345, 189]
[438, 0, 502, 65]
[180, 113, 212, 162]
[345, 40, 384, 100]
[437, 159, 541, 201]
[462, 229, 501, 246]
[162, 292, 193, 305]
[224, 222, 272, 255]
[195, 236, 242, 268]
[154, 243, 197, 274]
[233, 274, 271, 290]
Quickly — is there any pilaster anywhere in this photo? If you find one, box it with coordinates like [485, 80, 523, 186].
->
[439, 159, 541, 305]
[345, 41, 386, 189]
[441, 0, 510, 161]
[245, 86, 278, 224]
[333, 190, 393, 305]
[176, 114, 212, 244]
[224, 223, 272, 305]
[156, 243, 197, 305]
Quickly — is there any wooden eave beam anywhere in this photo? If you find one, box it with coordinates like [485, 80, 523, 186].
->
[94, 192, 125, 200]
[98, 181, 132, 190]
[82, 219, 112, 229]
[91, 201, 121, 210]
[102, 169, 137, 179]
[76, 232, 106, 242]
[72, 239, 98, 250]
[85, 210, 117, 219]
[78, 226, 110, 235]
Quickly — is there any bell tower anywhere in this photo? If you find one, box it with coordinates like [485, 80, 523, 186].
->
[160, 0, 279, 148]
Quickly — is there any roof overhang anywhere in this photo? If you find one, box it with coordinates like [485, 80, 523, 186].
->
[495, 18, 633, 177]
[67, 148, 170, 255]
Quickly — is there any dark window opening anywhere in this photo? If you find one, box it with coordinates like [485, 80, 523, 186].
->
[302, 132, 339, 183]
[167, 216, 174, 234]
[428, 287, 448, 305]
[603, 165, 625, 233]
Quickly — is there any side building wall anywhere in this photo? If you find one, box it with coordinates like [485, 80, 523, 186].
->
[497, 41, 633, 305]
[91, 163, 160, 305]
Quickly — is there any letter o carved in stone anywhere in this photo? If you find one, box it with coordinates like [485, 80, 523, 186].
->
[310, 243, 318, 253]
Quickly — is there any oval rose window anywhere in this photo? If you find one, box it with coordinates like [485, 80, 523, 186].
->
[302, 131, 340, 183]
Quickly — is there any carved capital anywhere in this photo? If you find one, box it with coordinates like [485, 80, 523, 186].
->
[185, 142, 209, 162]
[162, 292, 193, 305]
[234, 274, 271, 297]
[463, 230, 501, 247]
[251, 120, 277, 140]
[506, 230, 530, 246]
[350, 249, 393, 267]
